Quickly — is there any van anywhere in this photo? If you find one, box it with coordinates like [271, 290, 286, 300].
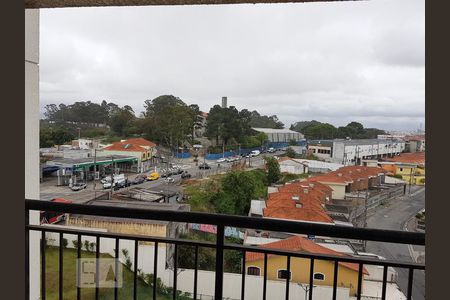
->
[250, 150, 260, 157]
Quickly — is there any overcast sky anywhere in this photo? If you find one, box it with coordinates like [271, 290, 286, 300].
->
[39, 0, 425, 131]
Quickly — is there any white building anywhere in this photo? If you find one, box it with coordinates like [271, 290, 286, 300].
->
[252, 128, 305, 143]
[308, 139, 406, 165]
[278, 157, 307, 174]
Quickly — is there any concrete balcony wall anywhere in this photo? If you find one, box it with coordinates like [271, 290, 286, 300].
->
[25, 8, 40, 300]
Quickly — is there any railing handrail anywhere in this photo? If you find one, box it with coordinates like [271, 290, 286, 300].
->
[25, 199, 425, 245]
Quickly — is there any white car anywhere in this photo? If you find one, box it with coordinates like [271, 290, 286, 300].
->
[217, 158, 227, 163]
[250, 150, 261, 157]
[71, 182, 87, 191]
[165, 177, 175, 183]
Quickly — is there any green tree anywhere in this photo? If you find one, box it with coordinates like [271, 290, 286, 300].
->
[265, 156, 281, 184]
[255, 132, 268, 147]
[285, 147, 297, 158]
[221, 171, 257, 215]
[109, 106, 136, 136]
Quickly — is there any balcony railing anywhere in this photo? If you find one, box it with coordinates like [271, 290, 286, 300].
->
[25, 199, 425, 300]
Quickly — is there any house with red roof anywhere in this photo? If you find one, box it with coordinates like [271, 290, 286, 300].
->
[245, 235, 369, 297]
[99, 138, 157, 172]
[262, 181, 335, 225]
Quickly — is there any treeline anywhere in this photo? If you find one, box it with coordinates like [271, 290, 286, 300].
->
[41, 96, 284, 149]
[290, 120, 386, 140]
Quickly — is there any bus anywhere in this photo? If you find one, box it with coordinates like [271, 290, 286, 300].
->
[40, 198, 72, 224]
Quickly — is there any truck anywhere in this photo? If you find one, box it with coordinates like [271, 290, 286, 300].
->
[103, 174, 126, 189]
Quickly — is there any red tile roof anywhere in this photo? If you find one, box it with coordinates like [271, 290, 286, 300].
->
[123, 137, 156, 147]
[103, 138, 156, 152]
[264, 207, 334, 224]
[385, 152, 425, 166]
[246, 236, 369, 275]
[103, 142, 147, 152]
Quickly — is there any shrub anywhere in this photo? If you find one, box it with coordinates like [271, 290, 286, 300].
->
[72, 240, 79, 249]
[61, 238, 68, 248]
[84, 240, 91, 252]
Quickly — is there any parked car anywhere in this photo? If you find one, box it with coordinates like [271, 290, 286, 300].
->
[181, 171, 192, 179]
[268, 147, 276, 153]
[198, 163, 211, 169]
[165, 177, 175, 183]
[71, 182, 87, 191]
[147, 172, 160, 181]
[250, 150, 260, 157]
[132, 175, 146, 185]
[217, 157, 227, 163]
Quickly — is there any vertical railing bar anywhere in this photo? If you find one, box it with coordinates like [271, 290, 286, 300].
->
[407, 268, 414, 300]
[285, 255, 291, 300]
[95, 236, 100, 300]
[25, 209, 30, 300]
[241, 250, 246, 300]
[114, 238, 119, 300]
[381, 265, 388, 300]
[194, 245, 199, 300]
[153, 242, 158, 300]
[263, 253, 268, 300]
[173, 244, 178, 300]
[77, 234, 81, 300]
[309, 258, 314, 300]
[41, 230, 46, 300]
[134, 240, 139, 300]
[59, 232, 63, 300]
[356, 263, 363, 300]
[214, 225, 225, 300]
[332, 260, 339, 300]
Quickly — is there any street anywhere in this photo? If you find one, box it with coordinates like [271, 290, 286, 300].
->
[40, 150, 286, 202]
[366, 185, 425, 300]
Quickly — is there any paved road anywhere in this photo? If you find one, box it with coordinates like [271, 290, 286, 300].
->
[366, 185, 425, 300]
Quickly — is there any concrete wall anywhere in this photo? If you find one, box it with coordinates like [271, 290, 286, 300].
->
[25, 9, 40, 300]
[280, 161, 306, 174]
[319, 182, 347, 200]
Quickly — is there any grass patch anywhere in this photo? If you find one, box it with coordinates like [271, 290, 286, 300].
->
[43, 246, 189, 300]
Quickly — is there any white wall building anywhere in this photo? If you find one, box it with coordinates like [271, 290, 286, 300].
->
[252, 128, 305, 143]
[308, 139, 406, 165]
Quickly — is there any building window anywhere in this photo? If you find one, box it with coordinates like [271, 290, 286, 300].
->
[277, 269, 291, 280]
[247, 266, 261, 276]
[314, 273, 325, 281]
[400, 168, 403, 172]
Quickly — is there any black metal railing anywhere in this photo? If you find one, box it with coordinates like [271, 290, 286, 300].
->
[25, 199, 425, 300]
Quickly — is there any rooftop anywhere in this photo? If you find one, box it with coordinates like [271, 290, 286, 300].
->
[252, 127, 302, 134]
[245, 236, 369, 274]
[385, 152, 425, 166]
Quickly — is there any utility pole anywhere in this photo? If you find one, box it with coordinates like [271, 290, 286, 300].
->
[409, 166, 413, 195]
[110, 155, 115, 200]
[93, 148, 97, 200]
[363, 189, 369, 251]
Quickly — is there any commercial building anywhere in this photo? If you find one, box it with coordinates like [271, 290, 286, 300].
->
[45, 155, 138, 185]
[245, 236, 369, 296]
[308, 139, 406, 165]
[404, 135, 426, 153]
[98, 137, 157, 172]
[252, 128, 305, 143]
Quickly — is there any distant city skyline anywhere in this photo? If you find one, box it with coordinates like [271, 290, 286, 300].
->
[39, 0, 424, 131]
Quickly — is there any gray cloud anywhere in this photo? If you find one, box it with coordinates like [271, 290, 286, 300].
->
[39, 0, 424, 131]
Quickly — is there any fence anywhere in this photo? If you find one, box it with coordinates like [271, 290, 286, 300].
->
[26, 199, 424, 300]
